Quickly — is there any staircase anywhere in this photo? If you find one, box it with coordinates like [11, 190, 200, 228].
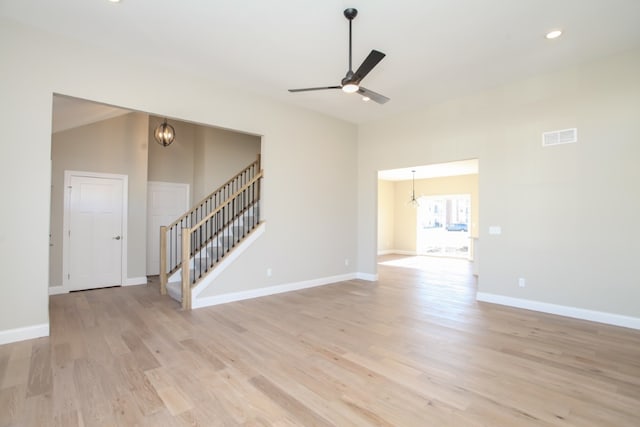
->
[159, 156, 263, 309]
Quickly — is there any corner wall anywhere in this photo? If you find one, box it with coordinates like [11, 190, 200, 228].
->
[358, 48, 640, 322]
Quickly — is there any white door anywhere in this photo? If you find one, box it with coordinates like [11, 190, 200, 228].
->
[65, 173, 126, 291]
[146, 182, 189, 275]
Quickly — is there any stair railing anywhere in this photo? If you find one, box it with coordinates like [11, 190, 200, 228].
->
[180, 170, 263, 309]
[160, 155, 260, 294]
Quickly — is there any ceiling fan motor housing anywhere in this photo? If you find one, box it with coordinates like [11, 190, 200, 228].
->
[344, 8, 358, 20]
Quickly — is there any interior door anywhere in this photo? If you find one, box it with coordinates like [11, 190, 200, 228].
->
[67, 174, 125, 291]
[146, 182, 189, 275]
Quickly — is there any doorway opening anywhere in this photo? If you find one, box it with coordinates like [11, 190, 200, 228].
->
[49, 94, 262, 293]
[376, 159, 479, 289]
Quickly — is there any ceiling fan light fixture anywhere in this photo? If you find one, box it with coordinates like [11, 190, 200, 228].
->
[287, 8, 389, 104]
[342, 83, 359, 93]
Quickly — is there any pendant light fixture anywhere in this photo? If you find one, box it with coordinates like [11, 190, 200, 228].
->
[408, 170, 420, 207]
[154, 119, 175, 147]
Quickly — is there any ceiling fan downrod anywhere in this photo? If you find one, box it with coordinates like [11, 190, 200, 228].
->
[344, 8, 358, 74]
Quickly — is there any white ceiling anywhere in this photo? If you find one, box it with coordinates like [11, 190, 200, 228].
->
[3, 1, 640, 125]
[378, 159, 478, 181]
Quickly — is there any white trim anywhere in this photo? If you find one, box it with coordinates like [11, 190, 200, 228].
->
[377, 249, 395, 255]
[123, 277, 148, 286]
[63, 171, 128, 290]
[48, 285, 69, 295]
[193, 272, 358, 309]
[388, 250, 417, 256]
[192, 222, 267, 297]
[48, 276, 146, 294]
[377, 249, 417, 256]
[476, 292, 640, 330]
[356, 272, 378, 281]
[0, 323, 49, 345]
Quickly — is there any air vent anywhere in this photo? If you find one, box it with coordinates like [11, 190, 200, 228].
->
[542, 128, 577, 147]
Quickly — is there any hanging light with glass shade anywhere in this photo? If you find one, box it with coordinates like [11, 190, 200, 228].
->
[408, 170, 420, 207]
[154, 119, 175, 147]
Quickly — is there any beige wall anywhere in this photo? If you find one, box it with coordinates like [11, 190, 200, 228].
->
[377, 180, 394, 252]
[50, 113, 260, 290]
[0, 18, 357, 334]
[3, 15, 638, 336]
[388, 174, 479, 253]
[359, 48, 640, 318]
[147, 116, 260, 204]
[193, 125, 261, 201]
[147, 116, 196, 201]
[50, 112, 149, 287]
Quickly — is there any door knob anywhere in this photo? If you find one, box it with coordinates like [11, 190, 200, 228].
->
[113, 236, 121, 240]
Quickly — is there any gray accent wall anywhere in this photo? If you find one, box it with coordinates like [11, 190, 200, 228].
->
[50, 112, 149, 287]
[147, 116, 261, 205]
[50, 113, 262, 289]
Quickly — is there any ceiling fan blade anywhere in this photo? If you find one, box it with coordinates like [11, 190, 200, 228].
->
[288, 86, 341, 93]
[353, 50, 385, 84]
[357, 87, 390, 104]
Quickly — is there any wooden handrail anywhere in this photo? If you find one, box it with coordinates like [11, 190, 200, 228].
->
[160, 154, 263, 310]
[179, 171, 263, 309]
[190, 171, 263, 231]
[166, 155, 260, 230]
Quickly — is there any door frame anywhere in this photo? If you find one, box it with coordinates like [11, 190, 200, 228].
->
[62, 170, 129, 291]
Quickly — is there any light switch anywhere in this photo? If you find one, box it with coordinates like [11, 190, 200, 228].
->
[489, 226, 502, 235]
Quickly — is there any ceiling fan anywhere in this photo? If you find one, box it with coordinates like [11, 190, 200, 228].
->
[288, 8, 390, 104]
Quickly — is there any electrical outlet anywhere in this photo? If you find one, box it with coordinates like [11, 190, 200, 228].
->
[344, 258, 350, 267]
[489, 226, 502, 235]
[518, 278, 526, 288]
[266, 268, 272, 277]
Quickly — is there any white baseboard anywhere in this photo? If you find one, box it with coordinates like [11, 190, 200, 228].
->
[193, 272, 358, 309]
[377, 249, 395, 255]
[379, 250, 416, 256]
[49, 276, 147, 295]
[123, 277, 148, 286]
[48, 285, 68, 295]
[0, 323, 49, 345]
[357, 272, 378, 281]
[476, 292, 640, 330]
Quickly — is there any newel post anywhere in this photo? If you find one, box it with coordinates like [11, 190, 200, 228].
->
[159, 226, 168, 295]
[181, 227, 191, 310]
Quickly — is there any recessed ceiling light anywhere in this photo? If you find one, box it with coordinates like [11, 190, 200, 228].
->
[546, 30, 563, 39]
[362, 96, 370, 102]
[108, 0, 121, 3]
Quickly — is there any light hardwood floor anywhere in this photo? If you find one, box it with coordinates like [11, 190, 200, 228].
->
[1, 255, 639, 426]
